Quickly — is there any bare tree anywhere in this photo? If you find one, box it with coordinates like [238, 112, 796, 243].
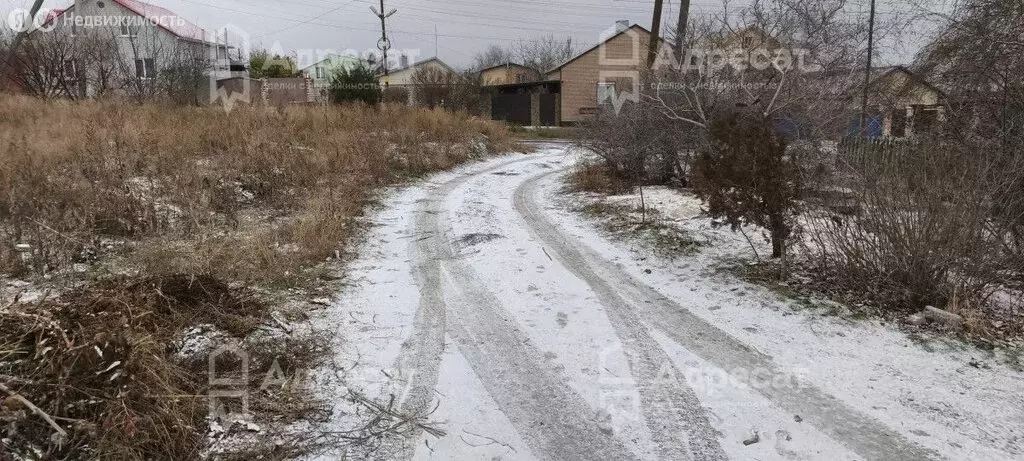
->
[472, 44, 516, 70]
[914, 0, 1024, 264]
[2, 0, 45, 72]
[410, 66, 454, 108]
[915, 0, 1024, 140]
[472, 35, 578, 74]
[9, 31, 86, 99]
[514, 34, 577, 74]
[410, 67, 486, 113]
[579, 0, 879, 260]
[103, 23, 210, 104]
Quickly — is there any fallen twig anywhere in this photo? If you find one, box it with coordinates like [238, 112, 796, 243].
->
[461, 429, 517, 453]
[0, 382, 68, 439]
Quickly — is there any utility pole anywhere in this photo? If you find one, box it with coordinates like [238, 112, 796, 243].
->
[647, 0, 664, 68]
[3, 0, 46, 76]
[859, 0, 876, 137]
[673, 0, 691, 64]
[371, 0, 397, 88]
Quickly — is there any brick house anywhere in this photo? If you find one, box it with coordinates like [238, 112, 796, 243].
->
[544, 23, 654, 125]
[485, 22, 654, 126]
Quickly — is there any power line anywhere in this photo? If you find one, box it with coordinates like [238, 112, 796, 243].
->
[206, 0, 621, 36]
[252, 0, 360, 39]
[175, 0, 598, 43]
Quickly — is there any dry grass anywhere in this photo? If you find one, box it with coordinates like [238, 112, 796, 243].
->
[565, 161, 633, 194]
[0, 95, 513, 283]
[0, 275, 262, 459]
[0, 95, 513, 459]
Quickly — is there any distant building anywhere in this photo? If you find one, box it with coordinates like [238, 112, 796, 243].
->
[379, 57, 456, 105]
[859, 66, 947, 138]
[479, 63, 540, 86]
[544, 24, 655, 125]
[298, 53, 366, 101]
[485, 22, 654, 126]
[20, 0, 242, 100]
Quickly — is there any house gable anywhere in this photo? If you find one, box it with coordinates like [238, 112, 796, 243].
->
[300, 54, 364, 81]
[868, 66, 945, 108]
[381, 58, 455, 86]
[546, 25, 653, 123]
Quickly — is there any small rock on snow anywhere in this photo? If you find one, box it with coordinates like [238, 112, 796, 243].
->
[742, 431, 760, 445]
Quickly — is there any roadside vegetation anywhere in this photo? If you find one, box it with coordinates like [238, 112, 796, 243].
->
[508, 125, 580, 140]
[571, 0, 1024, 343]
[0, 95, 512, 459]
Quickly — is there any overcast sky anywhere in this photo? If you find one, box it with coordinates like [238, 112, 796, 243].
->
[4, 0, 950, 69]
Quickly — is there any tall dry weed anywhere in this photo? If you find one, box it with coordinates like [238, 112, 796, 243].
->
[0, 96, 512, 282]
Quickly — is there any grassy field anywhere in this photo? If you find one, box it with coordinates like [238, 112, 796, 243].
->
[0, 96, 514, 459]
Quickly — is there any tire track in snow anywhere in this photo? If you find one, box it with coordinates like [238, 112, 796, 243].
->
[514, 164, 728, 461]
[384, 154, 639, 461]
[514, 166, 940, 461]
[376, 155, 537, 459]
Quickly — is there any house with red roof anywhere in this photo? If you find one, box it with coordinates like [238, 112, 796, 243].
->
[20, 0, 244, 101]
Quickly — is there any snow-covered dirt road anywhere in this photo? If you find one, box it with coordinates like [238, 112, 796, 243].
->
[310, 145, 1023, 461]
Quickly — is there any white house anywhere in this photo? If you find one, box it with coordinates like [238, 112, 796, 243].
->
[298, 53, 366, 98]
[27, 0, 240, 100]
[379, 56, 456, 105]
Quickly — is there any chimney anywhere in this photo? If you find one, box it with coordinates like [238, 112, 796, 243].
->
[615, 20, 629, 32]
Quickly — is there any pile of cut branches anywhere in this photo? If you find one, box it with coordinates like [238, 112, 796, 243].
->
[0, 274, 264, 459]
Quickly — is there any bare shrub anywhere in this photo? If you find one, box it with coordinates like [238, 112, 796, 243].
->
[410, 67, 487, 114]
[805, 133, 1024, 322]
[383, 86, 409, 104]
[577, 99, 694, 186]
[779, 0, 1024, 330]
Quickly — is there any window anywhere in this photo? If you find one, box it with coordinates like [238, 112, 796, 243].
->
[119, 21, 136, 37]
[597, 82, 616, 104]
[135, 58, 156, 79]
[316, 67, 323, 79]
